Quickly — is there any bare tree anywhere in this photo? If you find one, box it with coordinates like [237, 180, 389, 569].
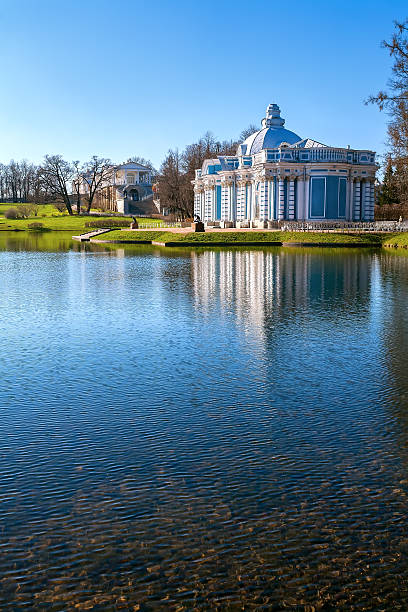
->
[125, 156, 156, 171]
[32, 166, 51, 204]
[158, 149, 193, 219]
[0, 164, 7, 201]
[19, 160, 37, 202]
[80, 156, 113, 214]
[7, 160, 20, 202]
[72, 160, 83, 214]
[39, 155, 74, 215]
[239, 124, 258, 141]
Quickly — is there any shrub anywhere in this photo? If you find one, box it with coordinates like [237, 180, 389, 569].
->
[85, 218, 131, 228]
[18, 204, 33, 218]
[4, 208, 22, 219]
[53, 201, 66, 213]
[28, 222, 44, 230]
[375, 203, 408, 221]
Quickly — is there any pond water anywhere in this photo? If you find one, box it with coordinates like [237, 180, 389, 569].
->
[1, 232, 408, 609]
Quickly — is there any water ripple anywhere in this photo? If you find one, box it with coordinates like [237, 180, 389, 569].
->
[0, 240, 408, 608]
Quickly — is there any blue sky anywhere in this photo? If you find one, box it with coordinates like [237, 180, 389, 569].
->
[0, 0, 406, 169]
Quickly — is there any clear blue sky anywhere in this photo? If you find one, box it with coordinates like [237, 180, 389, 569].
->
[0, 0, 406, 169]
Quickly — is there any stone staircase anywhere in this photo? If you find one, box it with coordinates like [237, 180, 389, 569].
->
[127, 194, 158, 216]
[72, 228, 113, 242]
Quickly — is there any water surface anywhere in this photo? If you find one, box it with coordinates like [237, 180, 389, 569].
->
[1, 232, 408, 609]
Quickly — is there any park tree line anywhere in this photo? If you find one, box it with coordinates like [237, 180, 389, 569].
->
[0, 155, 112, 214]
[0, 160, 46, 204]
[0, 131, 256, 219]
[369, 19, 408, 219]
[0, 155, 156, 216]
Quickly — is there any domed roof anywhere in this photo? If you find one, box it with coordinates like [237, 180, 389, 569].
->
[239, 104, 301, 155]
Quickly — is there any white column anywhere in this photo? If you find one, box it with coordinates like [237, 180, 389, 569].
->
[362, 180, 371, 221]
[361, 180, 367, 220]
[278, 178, 285, 220]
[211, 187, 216, 220]
[269, 179, 275, 219]
[246, 183, 251, 220]
[250, 182, 256, 221]
[260, 180, 268, 220]
[200, 192, 205, 221]
[221, 184, 229, 220]
[296, 180, 304, 220]
[194, 192, 200, 218]
[364, 180, 374, 222]
[205, 187, 215, 221]
[354, 180, 361, 221]
[194, 190, 204, 220]
[229, 183, 236, 221]
[236, 183, 242, 220]
[242, 183, 248, 220]
[304, 177, 310, 220]
[370, 182, 375, 221]
[288, 178, 295, 220]
[204, 189, 210, 221]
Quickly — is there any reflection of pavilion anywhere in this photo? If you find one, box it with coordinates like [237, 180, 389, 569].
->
[192, 249, 372, 343]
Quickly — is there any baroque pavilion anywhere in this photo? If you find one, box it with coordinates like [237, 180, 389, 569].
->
[193, 104, 376, 226]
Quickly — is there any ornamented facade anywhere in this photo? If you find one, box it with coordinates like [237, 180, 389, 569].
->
[79, 162, 154, 214]
[193, 104, 377, 225]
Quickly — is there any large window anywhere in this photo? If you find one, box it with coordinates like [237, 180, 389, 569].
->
[310, 178, 325, 217]
[309, 177, 346, 219]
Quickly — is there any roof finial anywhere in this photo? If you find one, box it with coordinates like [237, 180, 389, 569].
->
[262, 103, 285, 129]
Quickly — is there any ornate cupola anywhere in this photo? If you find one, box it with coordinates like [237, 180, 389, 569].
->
[261, 103, 285, 128]
[238, 103, 301, 155]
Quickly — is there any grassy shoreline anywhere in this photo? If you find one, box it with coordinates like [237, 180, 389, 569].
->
[0, 205, 163, 232]
[2, 204, 408, 249]
[91, 230, 395, 248]
[382, 234, 408, 248]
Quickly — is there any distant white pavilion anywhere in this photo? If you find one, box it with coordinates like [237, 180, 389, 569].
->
[193, 104, 376, 226]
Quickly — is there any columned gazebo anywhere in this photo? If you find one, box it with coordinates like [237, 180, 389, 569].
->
[193, 104, 377, 226]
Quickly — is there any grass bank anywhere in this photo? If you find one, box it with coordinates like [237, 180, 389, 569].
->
[95, 230, 392, 247]
[0, 203, 162, 232]
[382, 234, 408, 248]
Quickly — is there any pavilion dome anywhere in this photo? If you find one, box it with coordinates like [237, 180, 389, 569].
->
[238, 104, 301, 155]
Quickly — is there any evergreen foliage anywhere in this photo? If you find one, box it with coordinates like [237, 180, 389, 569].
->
[378, 158, 400, 206]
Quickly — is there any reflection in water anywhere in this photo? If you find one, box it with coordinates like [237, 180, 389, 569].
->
[1, 236, 408, 609]
[192, 248, 371, 347]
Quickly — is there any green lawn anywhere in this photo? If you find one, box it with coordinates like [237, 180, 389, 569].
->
[96, 230, 392, 246]
[279, 231, 388, 245]
[94, 230, 175, 242]
[382, 233, 408, 248]
[0, 203, 57, 216]
[0, 203, 163, 232]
